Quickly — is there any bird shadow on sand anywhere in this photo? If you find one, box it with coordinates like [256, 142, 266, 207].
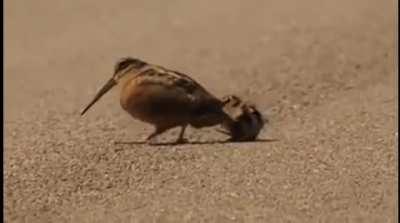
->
[113, 138, 279, 146]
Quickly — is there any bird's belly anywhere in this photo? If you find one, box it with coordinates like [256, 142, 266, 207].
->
[119, 81, 191, 126]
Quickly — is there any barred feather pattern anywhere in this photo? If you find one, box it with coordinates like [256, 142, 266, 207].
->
[220, 95, 266, 141]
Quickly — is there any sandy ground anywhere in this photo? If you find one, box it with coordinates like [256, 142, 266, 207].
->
[4, 0, 397, 222]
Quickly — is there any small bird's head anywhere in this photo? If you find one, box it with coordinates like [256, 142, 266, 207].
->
[113, 57, 148, 81]
[80, 57, 148, 116]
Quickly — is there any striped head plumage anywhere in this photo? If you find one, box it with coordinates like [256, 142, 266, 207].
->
[219, 94, 266, 141]
[113, 57, 148, 79]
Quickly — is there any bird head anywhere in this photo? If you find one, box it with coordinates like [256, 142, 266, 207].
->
[113, 57, 147, 81]
[80, 57, 147, 116]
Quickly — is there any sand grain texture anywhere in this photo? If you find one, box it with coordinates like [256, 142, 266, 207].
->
[4, 0, 397, 222]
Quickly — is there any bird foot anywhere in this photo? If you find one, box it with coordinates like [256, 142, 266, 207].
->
[145, 139, 158, 145]
[174, 138, 188, 144]
[144, 134, 159, 145]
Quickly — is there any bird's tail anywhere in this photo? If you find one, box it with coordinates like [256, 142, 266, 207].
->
[190, 103, 233, 128]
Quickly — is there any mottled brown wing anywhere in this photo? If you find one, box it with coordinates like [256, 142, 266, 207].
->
[162, 68, 230, 127]
[132, 66, 222, 114]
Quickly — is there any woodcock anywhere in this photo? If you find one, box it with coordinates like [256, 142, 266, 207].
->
[81, 57, 233, 144]
[219, 95, 267, 141]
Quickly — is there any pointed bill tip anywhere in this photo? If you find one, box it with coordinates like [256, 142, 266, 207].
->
[80, 109, 88, 116]
[80, 78, 117, 117]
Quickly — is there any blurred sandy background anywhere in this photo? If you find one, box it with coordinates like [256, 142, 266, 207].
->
[5, 0, 397, 222]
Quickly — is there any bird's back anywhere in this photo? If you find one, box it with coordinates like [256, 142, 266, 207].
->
[119, 65, 228, 128]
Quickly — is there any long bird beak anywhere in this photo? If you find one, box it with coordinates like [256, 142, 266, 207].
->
[80, 78, 117, 116]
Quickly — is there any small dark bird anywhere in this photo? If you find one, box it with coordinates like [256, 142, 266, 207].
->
[219, 95, 266, 141]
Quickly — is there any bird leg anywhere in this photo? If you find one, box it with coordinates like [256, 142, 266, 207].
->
[175, 125, 188, 144]
[216, 128, 230, 135]
[146, 125, 188, 144]
[146, 127, 167, 144]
